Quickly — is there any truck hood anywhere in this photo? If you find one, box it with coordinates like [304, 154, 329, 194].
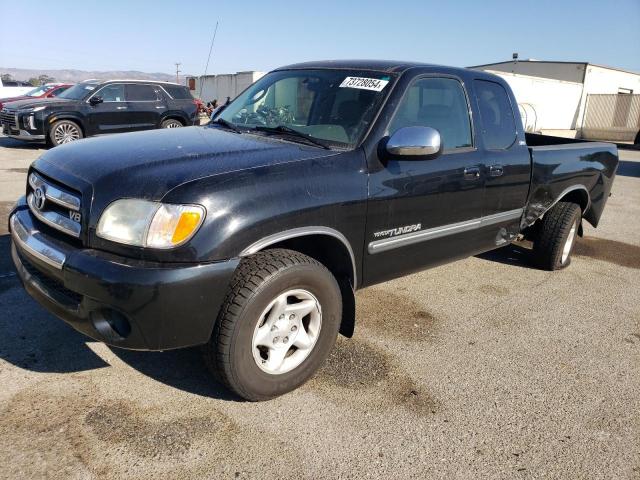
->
[32, 126, 337, 212]
[3, 97, 75, 110]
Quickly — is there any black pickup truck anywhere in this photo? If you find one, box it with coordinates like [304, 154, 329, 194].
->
[9, 60, 618, 400]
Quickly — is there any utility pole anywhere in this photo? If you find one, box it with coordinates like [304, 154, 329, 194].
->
[174, 62, 182, 84]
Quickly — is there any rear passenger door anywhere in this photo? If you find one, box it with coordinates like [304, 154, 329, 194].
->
[126, 83, 164, 131]
[473, 79, 531, 245]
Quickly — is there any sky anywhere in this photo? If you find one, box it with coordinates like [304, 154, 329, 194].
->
[1, 0, 639, 77]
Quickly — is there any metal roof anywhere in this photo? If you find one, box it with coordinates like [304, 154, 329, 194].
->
[468, 60, 640, 76]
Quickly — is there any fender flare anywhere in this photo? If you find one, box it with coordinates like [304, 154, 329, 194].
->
[240, 226, 358, 289]
[46, 113, 86, 135]
[547, 184, 591, 214]
[523, 184, 591, 229]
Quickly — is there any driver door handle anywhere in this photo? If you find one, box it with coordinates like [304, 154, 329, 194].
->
[489, 164, 504, 177]
[116, 106, 127, 110]
[463, 166, 481, 180]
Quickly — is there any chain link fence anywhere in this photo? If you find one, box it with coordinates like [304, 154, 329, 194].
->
[582, 94, 640, 142]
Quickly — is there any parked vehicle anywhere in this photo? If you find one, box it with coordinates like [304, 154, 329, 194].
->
[9, 61, 618, 400]
[0, 78, 33, 98]
[0, 83, 72, 110]
[1, 79, 198, 146]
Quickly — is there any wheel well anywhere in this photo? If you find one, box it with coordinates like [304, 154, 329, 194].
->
[47, 117, 85, 136]
[261, 234, 357, 338]
[560, 189, 589, 213]
[523, 188, 591, 240]
[161, 115, 186, 126]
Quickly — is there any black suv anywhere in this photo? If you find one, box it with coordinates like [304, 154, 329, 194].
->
[0, 79, 198, 146]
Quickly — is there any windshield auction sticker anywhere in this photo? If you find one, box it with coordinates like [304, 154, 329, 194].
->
[339, 77, 389, 92]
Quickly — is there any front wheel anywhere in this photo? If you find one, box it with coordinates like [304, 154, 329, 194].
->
[49, 120, 83, 147]
[532, 201, 582, 270]
[161, 118, 183, 128]
[204, 249, 342, 401]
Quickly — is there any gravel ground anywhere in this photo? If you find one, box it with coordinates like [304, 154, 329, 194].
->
[0, 134, 638, 479]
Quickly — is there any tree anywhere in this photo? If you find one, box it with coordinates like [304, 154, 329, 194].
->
[38, 74, 55, 85]
[28, 77, 40, 86]
[1, 73, 13, 82]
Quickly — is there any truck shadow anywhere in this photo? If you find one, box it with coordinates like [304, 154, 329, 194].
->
[0, 136, 45, 150]
[110, 348, 240, 401]
[0, 236, 109, 373]
[0, 235, 236, 398]
[616, 160, 640, 178]
[476, 244, 535, 269]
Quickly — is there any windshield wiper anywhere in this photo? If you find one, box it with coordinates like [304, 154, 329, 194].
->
[211, 118, 242, 133]
[254, 125, 331, 150]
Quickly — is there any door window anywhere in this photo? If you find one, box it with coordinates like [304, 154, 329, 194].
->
[50, 86, 69, 97]
[474, 80, 517, 149]
[97, 84, 125, 102]
[389, 77, 472, 151]
[126, 84, 159, 101]
[163, 85, 194, 100]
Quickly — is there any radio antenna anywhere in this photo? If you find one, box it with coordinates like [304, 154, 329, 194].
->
[200, 21, 219, 99]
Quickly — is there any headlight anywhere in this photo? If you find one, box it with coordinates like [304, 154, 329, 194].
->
[21, 106, 46, 113]
[96, 199, 205, 248]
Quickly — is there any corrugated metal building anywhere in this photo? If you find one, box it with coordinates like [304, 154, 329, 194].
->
[185, 71, 265, 105]
[470, 60, 640, 141]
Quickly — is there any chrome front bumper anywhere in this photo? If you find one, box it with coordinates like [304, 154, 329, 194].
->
[10, 210, 69, 269]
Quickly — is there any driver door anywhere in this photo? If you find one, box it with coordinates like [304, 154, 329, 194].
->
[364, 76, 487, 285]
[86, 83, 131, 134]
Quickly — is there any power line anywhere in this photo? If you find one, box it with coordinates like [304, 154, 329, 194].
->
[200, 21, 219, 98]
[174, 62, 181, 84]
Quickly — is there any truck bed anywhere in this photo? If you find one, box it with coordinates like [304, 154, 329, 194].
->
[523, 133, 618, 229]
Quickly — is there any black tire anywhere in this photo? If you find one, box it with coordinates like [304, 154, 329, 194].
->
[532, 201, 581, 271]
[49, 120, 83, 147]
[161, 118, 184, 128]
[204, 248, 342, 401]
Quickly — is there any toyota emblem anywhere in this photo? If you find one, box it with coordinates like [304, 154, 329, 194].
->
[34, 187, 46, 210]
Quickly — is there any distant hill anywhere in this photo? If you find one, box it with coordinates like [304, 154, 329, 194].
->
[0, 67, 189, 84]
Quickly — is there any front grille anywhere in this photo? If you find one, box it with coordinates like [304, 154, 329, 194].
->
[1, 108, 17, 128]
[19, 251, 83, 306]
[27, 171, 83, 238]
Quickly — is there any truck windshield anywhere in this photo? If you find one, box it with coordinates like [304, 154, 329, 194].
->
[57, 82, 99, 100]
[216, 69, 395, 148]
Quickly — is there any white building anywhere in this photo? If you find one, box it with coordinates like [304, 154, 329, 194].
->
[186, 71, 265, 105]
[470, 60, 640, 140]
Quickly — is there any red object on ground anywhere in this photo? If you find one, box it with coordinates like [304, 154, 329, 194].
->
[0, 83, 73, 110]
[193, 98, 205, 114]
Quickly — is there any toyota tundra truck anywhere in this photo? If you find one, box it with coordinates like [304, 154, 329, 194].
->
[9, 60, 618, 400]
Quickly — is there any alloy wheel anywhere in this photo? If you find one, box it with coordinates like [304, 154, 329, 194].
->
[251, 289, 322, 375]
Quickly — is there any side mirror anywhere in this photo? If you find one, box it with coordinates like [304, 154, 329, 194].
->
[89, 96, 103, 106]
[385, 126, 442, 158]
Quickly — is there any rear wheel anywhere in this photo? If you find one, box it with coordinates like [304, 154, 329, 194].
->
[49, 120, 83, 146]
[203, 249, 342, 401]
[532, 201, 581, 270]
[161, 118, 183, 128]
